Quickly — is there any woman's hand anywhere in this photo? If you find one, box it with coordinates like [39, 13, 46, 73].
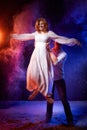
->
[71, 38, 81, 46]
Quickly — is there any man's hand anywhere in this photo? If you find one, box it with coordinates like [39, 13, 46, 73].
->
[46, 44, 51, 51]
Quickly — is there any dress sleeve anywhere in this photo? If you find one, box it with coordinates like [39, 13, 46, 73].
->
[57, 51, 67, 62]
[49, 31, 80, 46]
[11, 32, 35, 41]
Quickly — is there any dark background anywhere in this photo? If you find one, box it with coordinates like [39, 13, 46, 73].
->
[0, 0, 87, 100]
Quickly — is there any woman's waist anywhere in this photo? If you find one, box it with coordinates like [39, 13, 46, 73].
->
[35, 43, 46, 48]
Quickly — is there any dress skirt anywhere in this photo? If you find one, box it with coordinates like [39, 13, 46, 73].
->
[26, 43, 54, 96]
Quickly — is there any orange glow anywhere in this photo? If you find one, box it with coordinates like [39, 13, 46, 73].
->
[0, 31, 5, 47]
[0, 31, 3, 43]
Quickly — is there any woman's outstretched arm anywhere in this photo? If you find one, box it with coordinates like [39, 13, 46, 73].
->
[49, 31, 81, 46]
[10, 32, 35, 41]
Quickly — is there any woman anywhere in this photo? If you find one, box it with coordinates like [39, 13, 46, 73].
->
[11, 18, 80, 103]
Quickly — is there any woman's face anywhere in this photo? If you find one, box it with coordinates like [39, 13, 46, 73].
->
[38, 21, 45, 31]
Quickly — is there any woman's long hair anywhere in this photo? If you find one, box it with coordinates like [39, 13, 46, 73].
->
[35, 18, 48, 32]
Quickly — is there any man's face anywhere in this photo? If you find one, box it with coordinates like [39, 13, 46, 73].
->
[38, 21, 45, 31]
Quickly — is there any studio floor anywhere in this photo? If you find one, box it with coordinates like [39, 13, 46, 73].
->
[0, 101, 87, 130]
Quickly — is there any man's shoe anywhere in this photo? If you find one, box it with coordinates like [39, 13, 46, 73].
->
[45, 118, 51, 123]
[68, 121, 74, 127]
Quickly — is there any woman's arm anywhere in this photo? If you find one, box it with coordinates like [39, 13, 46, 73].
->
[49, 31, 81, 46]
[10, 32, 35, 41]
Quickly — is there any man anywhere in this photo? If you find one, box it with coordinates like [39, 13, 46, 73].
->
[46, 42, 73, 126]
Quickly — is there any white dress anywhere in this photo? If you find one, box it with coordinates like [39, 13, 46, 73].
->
[12, 30, 79, 96]
[27, 31, 54, 96]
